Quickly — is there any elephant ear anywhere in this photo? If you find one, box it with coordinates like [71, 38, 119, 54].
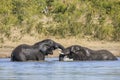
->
[38, 43, 48, 54]
[71, 46, 80, 53]
[75, 46, 80, 51]
[71, 46, 75, 52]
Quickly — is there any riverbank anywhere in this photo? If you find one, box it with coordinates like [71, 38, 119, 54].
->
[0, 37, 120, 58]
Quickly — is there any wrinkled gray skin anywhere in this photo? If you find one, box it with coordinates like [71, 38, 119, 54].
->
[11, 44, 45, 61]
[59, 45, 117, 61]
[11, 39, 65, 61]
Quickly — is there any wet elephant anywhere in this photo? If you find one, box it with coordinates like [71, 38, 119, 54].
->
[11, 44, 46, 61]
[59, 45, 117, 61]
[11, 39, 65, 61]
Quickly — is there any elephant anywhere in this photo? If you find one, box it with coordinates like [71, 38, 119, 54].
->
[11, 39, 65, 61]
[59, 45, 118, 61]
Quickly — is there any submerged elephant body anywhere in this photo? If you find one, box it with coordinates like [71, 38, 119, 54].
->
[59, 45, 117, 61]
[11, 44, 45, 61]
[11, 39, 64, 61]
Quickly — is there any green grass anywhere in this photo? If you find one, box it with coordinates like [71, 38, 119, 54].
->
[0, 0, 120, 43]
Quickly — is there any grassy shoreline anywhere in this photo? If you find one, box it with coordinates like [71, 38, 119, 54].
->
[1, 0, 120, 58]
[0, 37, 120, 58]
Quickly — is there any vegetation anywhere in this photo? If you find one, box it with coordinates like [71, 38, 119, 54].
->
[0, 0, 120, 43]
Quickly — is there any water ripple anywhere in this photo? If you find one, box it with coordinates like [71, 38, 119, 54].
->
[0, 58, 120, 80]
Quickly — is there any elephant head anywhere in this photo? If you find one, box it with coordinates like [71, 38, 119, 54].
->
[34, 39, 65, 55]
[59, 45, 89, 61]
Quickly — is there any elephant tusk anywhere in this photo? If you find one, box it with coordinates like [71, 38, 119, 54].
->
[58, 48, 62, 51]
[86, 49, 90, 56]
[60, 52, 65, 55]
[63, 57, 73, 61]
[57, 49, 65, 55]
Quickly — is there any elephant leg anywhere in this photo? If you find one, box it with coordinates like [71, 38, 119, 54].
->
[59, 54, 65, 61]
[11, 53, 26, 61]
[17, 53, 27, 61]
[36, 53, 45, 61]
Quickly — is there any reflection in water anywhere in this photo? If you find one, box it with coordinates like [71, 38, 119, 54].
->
[0, 58, 120, 80]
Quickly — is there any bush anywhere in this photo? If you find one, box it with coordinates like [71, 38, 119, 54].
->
[0, 0, 120, 42]
[95, 25, 114, 40]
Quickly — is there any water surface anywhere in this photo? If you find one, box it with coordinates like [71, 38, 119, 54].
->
[0, 58, 120, 80]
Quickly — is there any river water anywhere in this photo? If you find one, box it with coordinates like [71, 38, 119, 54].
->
[0, 58, 120, 80]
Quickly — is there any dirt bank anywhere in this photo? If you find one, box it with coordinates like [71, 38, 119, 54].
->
[0, 38, 120, 58]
